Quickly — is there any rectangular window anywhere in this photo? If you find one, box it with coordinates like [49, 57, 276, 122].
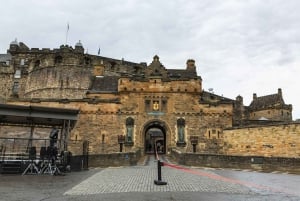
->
[60, 80, 63, 88]
[145, 100, 150, 112]
[162, 99, 167, 112]
[14, 69, 21, 78]
[12, 82, 19, 94]
[20, 59, 25, 66]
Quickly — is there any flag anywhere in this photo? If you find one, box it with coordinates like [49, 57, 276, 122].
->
[98, 47, 100, 55]
[65, 22, 70, 45]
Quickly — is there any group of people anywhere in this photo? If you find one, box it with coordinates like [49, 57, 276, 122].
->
[146, 140, 164, 153]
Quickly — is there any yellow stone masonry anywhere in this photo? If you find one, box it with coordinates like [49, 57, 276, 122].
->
[223, 124, 300, 157]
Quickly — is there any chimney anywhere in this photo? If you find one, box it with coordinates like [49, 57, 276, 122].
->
[278, 88, 282, 97]
[186, 59, 196, 71]
[9, 38, 19, 53]
[253, 93, 257, 100]
[236, 95, 243, 104]
[153, 55, 159, 62]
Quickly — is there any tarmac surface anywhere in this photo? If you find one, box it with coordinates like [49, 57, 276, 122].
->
[0, 155, 300, 201]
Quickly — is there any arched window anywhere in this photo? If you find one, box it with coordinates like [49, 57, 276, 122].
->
[34, 60, 40, 68]
[85, 57, 91, 65]
[102, 134, 105, 144]
[126, 117, 134, 143]
[66, 77, 69, 87]
[177, 118, 185, 143]
[55, 56, 63, 64]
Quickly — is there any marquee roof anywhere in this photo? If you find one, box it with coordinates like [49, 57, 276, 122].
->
[0, 103, 79, 128]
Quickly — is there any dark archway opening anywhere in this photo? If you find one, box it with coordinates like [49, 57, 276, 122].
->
[144, 121, 166, 154]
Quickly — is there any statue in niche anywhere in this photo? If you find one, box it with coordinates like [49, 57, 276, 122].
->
[178, 126, 185, 142]
[177, 118, 185, 143]
[126, 126, 133, 142]
[126, 117, 134, 144]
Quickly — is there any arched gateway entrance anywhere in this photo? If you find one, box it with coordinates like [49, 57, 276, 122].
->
[144, 120, 167, 154]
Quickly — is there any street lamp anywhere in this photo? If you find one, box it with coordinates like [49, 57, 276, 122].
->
[118, 135, 125, 152]
[190, 136, 199, 153]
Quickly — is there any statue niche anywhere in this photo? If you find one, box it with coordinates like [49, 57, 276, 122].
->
[125, 117, 134, 146]
[176, 118, 186, 147]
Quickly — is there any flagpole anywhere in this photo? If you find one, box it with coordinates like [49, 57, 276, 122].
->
[65, 23, 69, 45]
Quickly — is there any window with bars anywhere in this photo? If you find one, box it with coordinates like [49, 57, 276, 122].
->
[12, 82, 19, 94]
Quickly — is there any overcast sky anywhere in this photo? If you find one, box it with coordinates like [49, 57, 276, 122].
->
[1, 0, 300, 119]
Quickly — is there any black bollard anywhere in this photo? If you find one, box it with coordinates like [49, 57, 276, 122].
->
[157, 160, 162, 181]
[154, 159, 167, 185]
[192, 144, 196, 153]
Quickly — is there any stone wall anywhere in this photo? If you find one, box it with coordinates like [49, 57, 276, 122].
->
[248, 108, 292, 121]
[88, 149, 142, 167]
[118, 77, 202, 93]
[5, 98, 232, 155]
[68, 97, 233, 155]
[6, 99, 299, 159]
[0, 67, 14, 100]
[170, 149, 300, 173]
[223, 123, 300, 157]
[24, 66, 92, 99]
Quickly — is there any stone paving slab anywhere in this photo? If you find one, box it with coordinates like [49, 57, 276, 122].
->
[65, 157, 256, 196]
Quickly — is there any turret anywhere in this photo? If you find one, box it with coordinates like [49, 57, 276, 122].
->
[186, 59, 196, 71]
[9, 38, 19, 52]
[278, 88, 282, 97]
[253, 93, 257, 100]
[236, 95, 243, 105]
[75, 40, 84, 53]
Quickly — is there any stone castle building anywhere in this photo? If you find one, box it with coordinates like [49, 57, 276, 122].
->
[0, 40, 295, 157]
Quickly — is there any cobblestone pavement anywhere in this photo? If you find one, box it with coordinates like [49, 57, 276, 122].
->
[1, 156, 300, 201]
[65, 157, 254, 196]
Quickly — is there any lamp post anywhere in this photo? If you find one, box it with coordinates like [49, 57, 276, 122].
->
[118, 135, 125, 152]
[190, 136, 199, 153]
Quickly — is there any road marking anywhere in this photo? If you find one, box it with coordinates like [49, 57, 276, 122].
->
[163, 162, 298, 197]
